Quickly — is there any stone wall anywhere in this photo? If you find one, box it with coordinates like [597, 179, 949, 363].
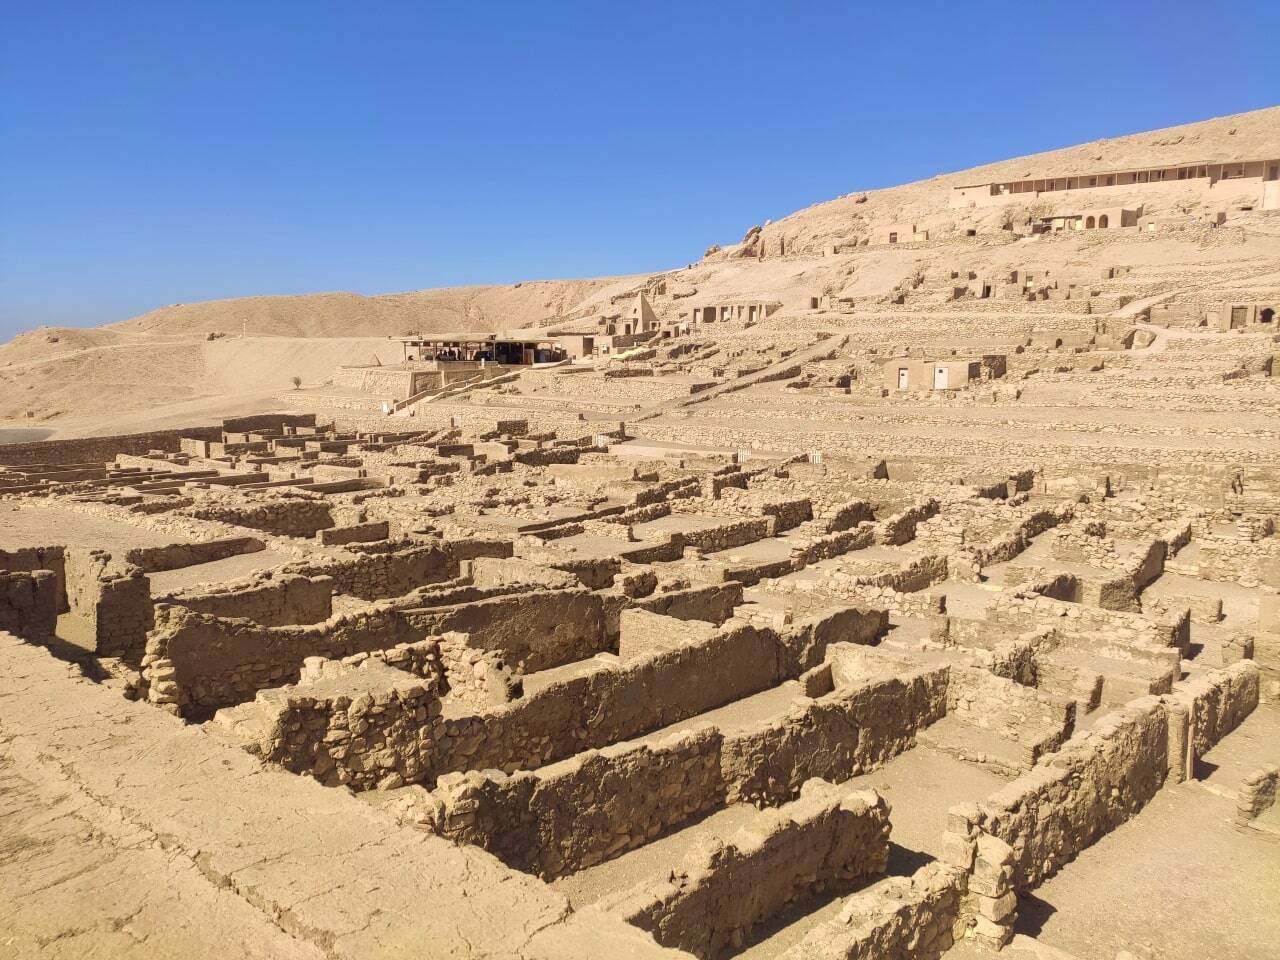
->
[681, 517, 773, 553]
[0, 425, 223, 466]
[777, 864, 966, 960]
[181, 496, 336, 538]
[424, 655, 945, 876]
[123, 536, 265, 573]
[431, 726, 725, 879]
[789, 523, 877, 567]
[945, 666, 1076, 765]
[212, 659, 443, 791]
[605, 783, 890, 959]
[219, 621, 787, 787]
[949, 696, 1170, 890]
[776, 606, 889, 677]
[144, 604, 423, 716]
[1236, 764, 1278, 825]
[989, 591, 1186, 657]
[64, 549, 153, 660]
[404, 588, 607, 674]
[318, 521, 391, 546]
[436, 631, 523, 707]
[0, 545, 67, 611]
[1169, 661, 1259, 774]
[284, 541, 461, 600]
[878, 499, 941, 545]
[634, 582, 743, 624]
[0, 570, 58, 639]
[160, 573, 334, 627]
[722, 659, 948, 806]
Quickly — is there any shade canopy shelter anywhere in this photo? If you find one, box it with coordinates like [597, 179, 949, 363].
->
[392, 334, 566, 365]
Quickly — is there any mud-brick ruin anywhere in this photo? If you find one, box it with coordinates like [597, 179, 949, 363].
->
[1, 365, 1276, 959]
[4, 106, 1280, 960]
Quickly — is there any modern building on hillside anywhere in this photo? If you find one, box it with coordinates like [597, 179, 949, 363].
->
[950, 158, 1280, 210]
[393, 333, 567, 366]
[1209, 301, 1278, 331]
[872, 222, 929, 245]
[688, 300, 781, 325]
[882, 355, 1007, 391]
[1039, 206, 1141, 232]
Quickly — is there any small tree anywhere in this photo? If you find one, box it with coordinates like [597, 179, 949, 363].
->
[291, 376, 302, 389]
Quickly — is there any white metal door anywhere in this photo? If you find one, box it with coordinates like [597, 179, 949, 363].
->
[897, 368, 909, 389]
[933, 366, 949, 389]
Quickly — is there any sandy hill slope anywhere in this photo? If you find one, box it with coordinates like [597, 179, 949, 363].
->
[112, 278, 643, 340]
[713, 107, 1280, 259]
[2, 105, 1277, 437]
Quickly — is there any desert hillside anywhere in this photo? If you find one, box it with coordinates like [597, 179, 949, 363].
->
[2, 105, 1278, 436]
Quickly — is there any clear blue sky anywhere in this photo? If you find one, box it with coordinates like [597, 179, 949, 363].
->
[2, 1, 1277, 338]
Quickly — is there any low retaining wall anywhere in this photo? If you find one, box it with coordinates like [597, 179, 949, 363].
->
[0, 570, 58, 639]
[123, 536, 265, 573]
[605, 782, 890, 959]
[404, 588, 606, 674]
[950, 697, 1170, 891]
[778, 864, 966, 960]
[144, 604, 422, 716]
[160, 573, 334, 627]
[284, 542, 460, 600]
[0, 545, 67, 611]
[65, 549, 153, 660]
[181, 497, 336, 538]
[426, 657, 943, 878]
[0, 425, 223, 466]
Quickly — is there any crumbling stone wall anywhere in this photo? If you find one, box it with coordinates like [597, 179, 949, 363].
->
[340, 638, 446, 683]
[634, 582, 743, 624]
[789, 523, 877, 567]
[777, 864, 966, 960]
[681, 517, 773, 553]
[722, 661, 947, 806]
[284, 541, 460, 599]
[877, 498, 941, 545]
[951, 696, 1170, 890]
[221, 622, 788, 787]
[161, 573, 333, 626]
[436, 631, 522, 707]
[0, 570, 58, 639]
[606, 783, 890, 959]
[432, 727, 725, 878]
[215, 660, 442, 790]
[144, 603, 422, 716]
[1236, 765, 1278, 824]
[423, 655, 944, 876]
[64, 549, 153, 660]
[181, 495, 336, 538]
[1171, 660, 1259, 769]
[989, 591, 1186, 654]
[122, 536, 265, 572]
[946, 666, 1075, 766]
[0, 425, 222, 466]
[318, 520, 390, 546]
[0, 545, 67, 611]
[405, 588, 607, 674]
